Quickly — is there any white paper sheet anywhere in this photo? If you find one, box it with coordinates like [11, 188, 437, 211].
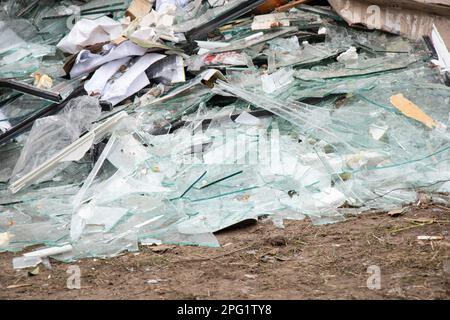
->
[57, 16, 123, 54]
[155, 0, 188, 12]
[105, 72, 149, 106]
[102, 53, 166, 106]
[70, 41, 147, 78]
[146, 55, 186, 84]
[84, 57, 132, 96]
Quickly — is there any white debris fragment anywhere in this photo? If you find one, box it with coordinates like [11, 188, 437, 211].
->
[140, 238, 163, 246]
[13, 256, 42, 270]
[146, 279, 160, 284]
[417, 236, 444, 241]
[369, 124, 389, 141]
[23, 244, 73, 258]
[337, 47, 358, 64]
[234, 111, 261, 126]
[245, 32, 264, 43]
[318, 27, 327, 34]
[261, 68, 295, 94]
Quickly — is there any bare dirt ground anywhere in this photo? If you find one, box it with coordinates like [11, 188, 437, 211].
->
[0, 205, 449, 300]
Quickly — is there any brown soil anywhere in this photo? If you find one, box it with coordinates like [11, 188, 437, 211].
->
[0, 206, 449, 300]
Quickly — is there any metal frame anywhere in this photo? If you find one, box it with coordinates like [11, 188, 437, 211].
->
[186, 0, 266, 42]
[0, 79, 62, 102]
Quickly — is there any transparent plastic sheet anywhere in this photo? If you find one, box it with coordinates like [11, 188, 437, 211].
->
[10, 96, 101, 184]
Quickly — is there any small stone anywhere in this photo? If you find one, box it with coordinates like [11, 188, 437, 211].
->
[268, 235, 287, 247]
[146, 279, 160, 284]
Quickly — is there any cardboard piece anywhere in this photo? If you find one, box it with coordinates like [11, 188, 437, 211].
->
[390, 93, 438, 129]
[126, 0, 153, 20]
[328, 0, 450, 48]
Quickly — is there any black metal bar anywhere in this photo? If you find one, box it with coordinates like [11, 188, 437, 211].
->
[186, 0, 266, 42]
[423, 35, 439, 60]
[17, 0, 39, 17]
[0, 79, 62, 102]
[0, 87, 84, 145]
[0, 84, 114, 145]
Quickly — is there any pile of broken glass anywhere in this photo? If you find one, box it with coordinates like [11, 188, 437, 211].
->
[1, 0, 450, 268]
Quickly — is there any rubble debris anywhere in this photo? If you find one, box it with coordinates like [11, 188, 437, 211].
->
[33, 73, 53, 90]
[0, 0, 450, 265]
[387, 208, 405, 217]
[336, 46, 358, 64]
[28, 266, 40, 276]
